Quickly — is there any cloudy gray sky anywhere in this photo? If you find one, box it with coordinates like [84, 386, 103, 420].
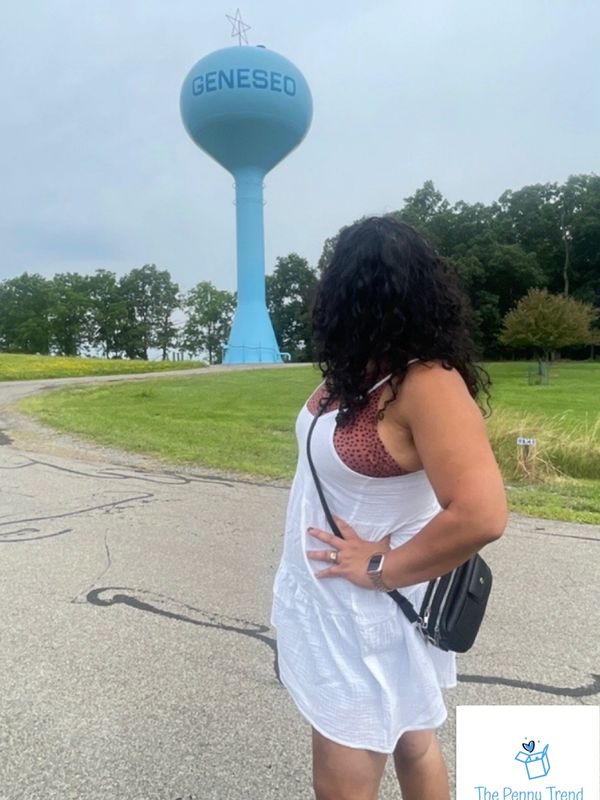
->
[1, 0, 598, 295]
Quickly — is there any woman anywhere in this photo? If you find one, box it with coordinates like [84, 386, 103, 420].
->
[270, 216, 508, 800]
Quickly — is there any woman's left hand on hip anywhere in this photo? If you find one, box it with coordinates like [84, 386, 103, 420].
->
[306, 514, 391, 590]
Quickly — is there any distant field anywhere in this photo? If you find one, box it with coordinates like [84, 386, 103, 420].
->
[481, 361, 600, 524]
[483, 360, 600, 430]
[0, 352, 206, 380]
[482, 360, 600, 481]
[13, 360, 600, 524]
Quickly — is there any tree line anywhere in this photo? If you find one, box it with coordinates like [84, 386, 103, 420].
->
[0, 261, 314, 364]
[0, 266, 181, 360]
[1, 173, 599, 363]
[319, 174, 600, 359]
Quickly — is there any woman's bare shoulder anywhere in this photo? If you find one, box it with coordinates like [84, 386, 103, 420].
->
[404, 359, 472, 398]
[389, 358, 463, 390]
[386, 359, 472, 429]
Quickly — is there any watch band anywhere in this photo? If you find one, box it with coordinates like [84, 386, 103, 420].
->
[370, 570, 392, 592]
[367, 552, 392, 592]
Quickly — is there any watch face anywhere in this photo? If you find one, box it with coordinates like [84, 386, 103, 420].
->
[367, 554, 384, 573]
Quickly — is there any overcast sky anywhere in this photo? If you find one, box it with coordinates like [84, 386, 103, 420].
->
[1, 0, 598, 296]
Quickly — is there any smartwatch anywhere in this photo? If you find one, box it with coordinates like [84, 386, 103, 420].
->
[366, 552, 391, 592]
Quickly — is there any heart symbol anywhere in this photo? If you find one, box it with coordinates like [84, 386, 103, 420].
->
[522, 741, 535, 753]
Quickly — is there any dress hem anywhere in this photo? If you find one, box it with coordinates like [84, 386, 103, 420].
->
[276, 650, 451, 755]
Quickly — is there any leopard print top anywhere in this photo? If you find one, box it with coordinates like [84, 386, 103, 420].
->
[306, 379, 417, 478]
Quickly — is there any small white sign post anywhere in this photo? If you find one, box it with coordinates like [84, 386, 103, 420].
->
[517, 436, 537, 479]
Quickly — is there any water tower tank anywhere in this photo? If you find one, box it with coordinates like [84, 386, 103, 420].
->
[180, 45, 313, 364]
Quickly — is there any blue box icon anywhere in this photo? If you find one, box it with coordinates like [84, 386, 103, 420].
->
[515, 744, 550, 779]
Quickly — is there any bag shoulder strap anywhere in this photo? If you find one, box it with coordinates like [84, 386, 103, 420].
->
[305, 408, 419, 625]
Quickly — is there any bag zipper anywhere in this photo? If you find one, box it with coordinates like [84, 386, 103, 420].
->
[433, 568, 459, 643]
[420, 576, 442, 630]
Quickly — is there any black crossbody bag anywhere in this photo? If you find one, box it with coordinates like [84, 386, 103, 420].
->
[306, 406, 492, 653]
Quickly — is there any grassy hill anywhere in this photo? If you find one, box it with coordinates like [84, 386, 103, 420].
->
[12, 360, 600, 524]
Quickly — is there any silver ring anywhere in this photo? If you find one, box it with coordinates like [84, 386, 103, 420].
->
[329, 551, 337, 563]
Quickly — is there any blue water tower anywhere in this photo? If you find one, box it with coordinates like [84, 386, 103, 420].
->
[180, 45, 313, 364]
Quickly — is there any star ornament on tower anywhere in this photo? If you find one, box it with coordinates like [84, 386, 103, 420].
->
[226, 9, 251, 46]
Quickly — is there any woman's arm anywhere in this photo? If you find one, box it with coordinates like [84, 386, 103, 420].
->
[380, 361, 508, 590]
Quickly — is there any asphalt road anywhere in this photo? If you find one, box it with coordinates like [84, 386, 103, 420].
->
[0, 366, 598, 800]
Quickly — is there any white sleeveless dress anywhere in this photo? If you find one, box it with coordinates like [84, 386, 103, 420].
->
[270, 365, 457, 754]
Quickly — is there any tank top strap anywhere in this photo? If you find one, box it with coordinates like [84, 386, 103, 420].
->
[366, 358, 421, 394]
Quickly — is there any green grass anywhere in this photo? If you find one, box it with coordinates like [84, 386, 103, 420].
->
[15, 366, 322, 479]
[504, 478, 600, 524]
[482, 361, 600, 485]
[0, 352, 207, 381]
[13, 360, 600, 524]
[482, 360, 600, 429]
[482, 361, 600, 523]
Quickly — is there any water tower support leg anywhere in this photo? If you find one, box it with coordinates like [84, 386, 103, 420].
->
[223, 167, 282, 365]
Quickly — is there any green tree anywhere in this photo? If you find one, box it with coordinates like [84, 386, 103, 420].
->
[398, 180, 453, 252]
[499, 288, 598, 367]
[0, 272, 52, 354]
[266, 253, 318, 361]
[152, 274, 181, 361]
[181, 281, 235, 364]
[48, 272, 92, 356]
[452, 240, 545, 356]
[444, 200, 495, 254]
[118, 265, 180, 360]
[86, 269, 129, 358]
[562, 174, 600, 306]
[494, 182, 562, 285]
[492, 176, 600, 299]
[449, 253, 503, 354]
[483, 244, 544, 313]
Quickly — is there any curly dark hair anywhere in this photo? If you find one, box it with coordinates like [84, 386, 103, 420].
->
[310, 215, 492, 425]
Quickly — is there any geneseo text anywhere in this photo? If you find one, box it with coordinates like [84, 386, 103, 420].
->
[192, 68, 297, 97]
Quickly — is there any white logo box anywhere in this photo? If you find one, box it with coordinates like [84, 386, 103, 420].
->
[456, 705, 599, 800]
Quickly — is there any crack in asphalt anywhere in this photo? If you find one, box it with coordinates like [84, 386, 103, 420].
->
[86, 585, 280, 681]
[456, 672, 600, 697]
[84, 585, 600, 698]
[516, 530, 599, 544]
[0, 453, 282, 489]
[0, 491, 156, 542]
[0, 455, 286, 542]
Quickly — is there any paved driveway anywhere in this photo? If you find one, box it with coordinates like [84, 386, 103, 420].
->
[0, 367, 598, 800]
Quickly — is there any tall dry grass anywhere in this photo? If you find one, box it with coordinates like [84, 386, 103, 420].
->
[487, 407, 600, 483]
